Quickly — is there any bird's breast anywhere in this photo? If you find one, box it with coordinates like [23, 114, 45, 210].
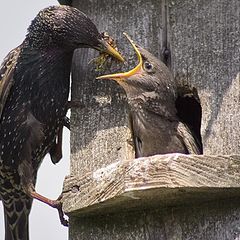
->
[131, 108, 187, 157]
[0, 49, 72, 168]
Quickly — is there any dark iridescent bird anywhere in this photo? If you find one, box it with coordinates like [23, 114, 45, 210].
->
[98, 34, 202, 157]
[0, 5, 123, 240]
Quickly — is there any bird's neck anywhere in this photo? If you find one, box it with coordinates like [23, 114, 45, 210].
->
[18, 43, 74, 79]
[25, 31, 58, 50]
[128, 91, 177, 121]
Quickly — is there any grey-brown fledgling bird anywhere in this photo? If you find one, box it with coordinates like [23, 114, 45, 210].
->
[97, 34, 202, 158]
[0, 5, 124, 240]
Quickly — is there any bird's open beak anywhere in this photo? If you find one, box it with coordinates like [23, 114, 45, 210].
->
[96, 33, 142, 81]
[97, 39, 124, 62]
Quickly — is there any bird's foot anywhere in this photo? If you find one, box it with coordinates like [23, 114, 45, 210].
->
[30, 191, 69, 227]
[52, 198, 69, 227]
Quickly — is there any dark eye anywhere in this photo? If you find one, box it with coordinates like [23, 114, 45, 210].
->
[143, 61, 154, 72]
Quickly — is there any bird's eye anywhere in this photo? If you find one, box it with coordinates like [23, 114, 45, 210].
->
[143, 61, 154, 73]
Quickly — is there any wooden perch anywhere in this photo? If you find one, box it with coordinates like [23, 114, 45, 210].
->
[62, 154, 240, 216]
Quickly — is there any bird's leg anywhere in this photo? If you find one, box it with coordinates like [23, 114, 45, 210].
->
[28, 187, 68, 227]
[20, 163, 68, 226]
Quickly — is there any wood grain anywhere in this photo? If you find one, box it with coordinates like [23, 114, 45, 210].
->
[169, 0, 240, 155]
[62, 154, 240, 215]
[70, 0, 166, 176]
[67, 0, 240, 239]
[69, 199, 240, 240]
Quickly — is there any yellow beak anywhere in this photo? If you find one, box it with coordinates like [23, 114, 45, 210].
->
[96, 33, 142, 81]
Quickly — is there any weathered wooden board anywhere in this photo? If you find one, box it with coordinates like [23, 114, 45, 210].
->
[62, 154, 240, 215]
[70, 0, 166, 175]
[169, 0, 240, 155]
[67, 0, 240, 239]
[69, 199, 240, 240]
[70, 0, 240, 176]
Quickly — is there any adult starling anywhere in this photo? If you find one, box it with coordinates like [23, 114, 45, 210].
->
[97, 34, 202, 157]
[0, 5, 123, 240]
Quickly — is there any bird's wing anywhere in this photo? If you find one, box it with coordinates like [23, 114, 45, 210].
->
[177, 122, 202, 154]
[0, 45, 21, 118]
[129, 112, 142, 158]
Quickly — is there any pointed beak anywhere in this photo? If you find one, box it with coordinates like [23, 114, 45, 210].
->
[97, 39, 124, 62]
[96, 33, 142, 81]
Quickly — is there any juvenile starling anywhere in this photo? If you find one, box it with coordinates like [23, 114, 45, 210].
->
[0, 5, 123, 240]
[97, 34, 202, 157]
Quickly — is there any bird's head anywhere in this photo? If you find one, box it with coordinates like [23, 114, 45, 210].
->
[26, 5, 124, 61]
[97, 33, 175, 97]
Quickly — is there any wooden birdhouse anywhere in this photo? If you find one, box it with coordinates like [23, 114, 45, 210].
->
[60, 0, 240, 239]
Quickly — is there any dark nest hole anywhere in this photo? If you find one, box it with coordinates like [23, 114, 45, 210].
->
[175, 85, 203, 154]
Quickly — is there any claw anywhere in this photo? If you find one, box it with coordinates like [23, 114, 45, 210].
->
[55, 201, 69, 227]
[29, 190, 68, 227]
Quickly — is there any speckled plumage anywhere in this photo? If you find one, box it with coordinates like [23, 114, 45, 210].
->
[0, 5, 123, 240]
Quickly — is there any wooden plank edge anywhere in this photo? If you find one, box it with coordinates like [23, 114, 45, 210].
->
[62, 153, 240, 216]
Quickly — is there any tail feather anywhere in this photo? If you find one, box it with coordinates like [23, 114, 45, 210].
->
[3, 197, 32, 240]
